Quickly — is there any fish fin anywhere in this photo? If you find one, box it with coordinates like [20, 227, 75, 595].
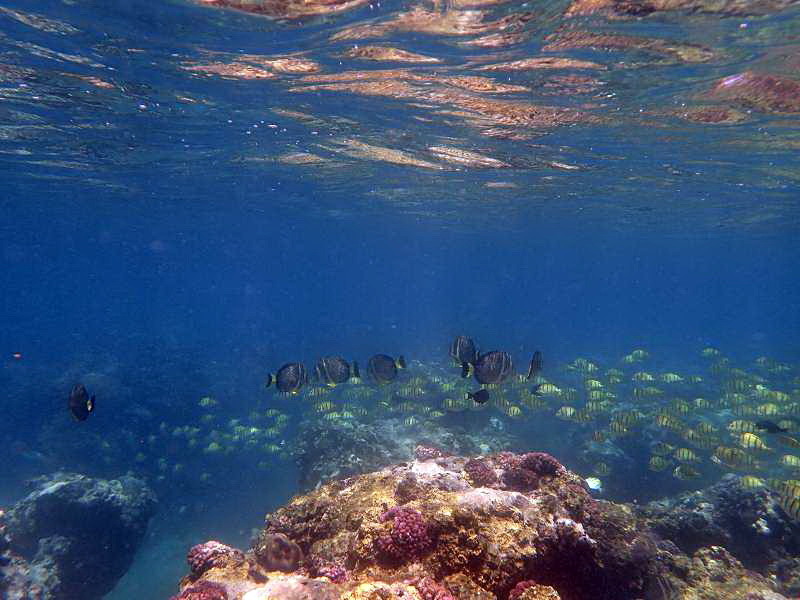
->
[396, 355, 406, 369]
[461, 362, 472, 379]
[87, 395, 95, 412]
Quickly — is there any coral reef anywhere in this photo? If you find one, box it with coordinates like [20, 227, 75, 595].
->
[414, 576, 455, 600]
[292, 419, 515, 491]
[189, 541, 246, 576]
[375, 507, 434, 563]
[172, 580, 229, 600]
[509, 581, 560, 600]
[637, 473, 800, 595]
[463, 459, 497, 487]
[414, 446, 449, 461]
[253, 533, 303, 572]
[0, 472, 156, 600]
[167, 453, 787, 600]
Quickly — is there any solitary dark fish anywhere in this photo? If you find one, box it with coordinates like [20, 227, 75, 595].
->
[314, 356, 351, 386]
[756, 420, 788, 434]
[68, 384, 95, 421]
[266, 363, 308, 394]
[462, 351, 513, 385]
[450, 336, 478, 366]
[467, 389, 490, 404]
[367, 354, 406, 384]
[526, 351, 543, 380]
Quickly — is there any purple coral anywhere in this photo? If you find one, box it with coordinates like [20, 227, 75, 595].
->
[414, 576, 456, 600]
[502, 467, 539, 492]
[376, 507, 433, 561]
[415, 445, 448, 460]
[520, 452, 563, 476]
[307, 555, 349, 583]
[464, 459, 498, 487]
[187, 541, 244, 576]
[316, 563, 348, 583]
[509, 580, 537, 600]
[170, 580, 228, 600]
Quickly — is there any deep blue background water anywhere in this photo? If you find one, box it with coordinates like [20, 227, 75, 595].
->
[4, 195, 799, 368]
[1, 0, 800, 597]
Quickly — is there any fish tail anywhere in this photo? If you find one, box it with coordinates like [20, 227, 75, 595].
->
[265, 374, 274, 389]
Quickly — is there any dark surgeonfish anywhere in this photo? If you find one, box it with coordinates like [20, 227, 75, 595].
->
[449, 335, 478, 366]
[68, 384, 95, 421]
[462, 350, 513, 385]
[467, 389, 490, 404]
[314, 356, 353, 386]
[526, 351, 543, 380]
[266, 363, 308, 394]
[756, 420, 789, 434]
[367, 354, 406, 384]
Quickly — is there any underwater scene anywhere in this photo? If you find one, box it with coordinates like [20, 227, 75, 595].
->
[1, 0, 800, 599]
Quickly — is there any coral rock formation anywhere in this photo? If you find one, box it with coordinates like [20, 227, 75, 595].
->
[0, 472, 156, 600]
[167, 453, 787, 600]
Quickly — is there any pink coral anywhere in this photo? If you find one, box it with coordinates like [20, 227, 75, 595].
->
[464, 459, 498, 487]
[414, 576, 455, 600]
[495, 452, 522, 469]
[509, 580, 537, 600]
[520, 452, 563, 476]
[502, 467, 538, 492]
[171, 580, 228, 600]
[187, 541, 244, 576]
[376, 507, 433, 561]
[317, 563, 348, 583]
[307, 555, 349, 583]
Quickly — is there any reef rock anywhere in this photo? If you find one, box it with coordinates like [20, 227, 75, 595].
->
[168, 452, 787, 600]
[0, 472, 156, 600]
[638, 473, 800, 595]
[292, 419, 515, 491]
[638, 473, 800, 568]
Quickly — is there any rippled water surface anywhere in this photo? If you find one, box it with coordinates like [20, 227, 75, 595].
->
[1, 0, 799, 228]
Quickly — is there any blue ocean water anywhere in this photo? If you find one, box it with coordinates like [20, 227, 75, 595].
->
[1, 0, 799, 597]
